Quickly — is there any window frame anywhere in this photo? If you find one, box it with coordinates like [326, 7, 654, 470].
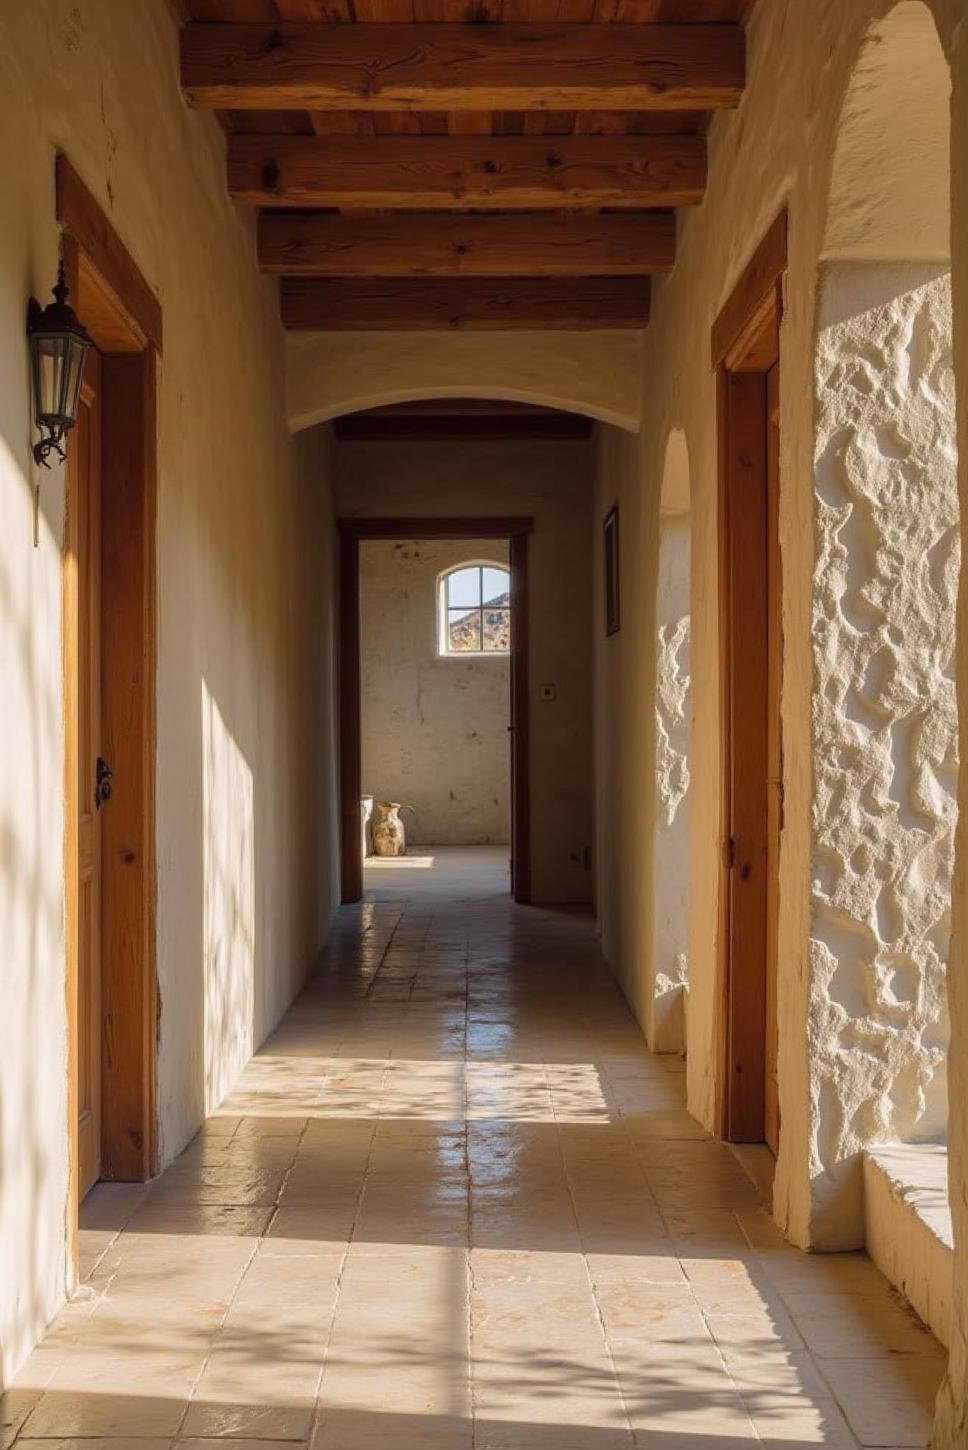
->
[437, 560, 511, 658]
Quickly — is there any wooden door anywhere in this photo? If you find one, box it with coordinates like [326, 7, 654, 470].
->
[764, 361, 782, 1155]
[713, 214, 786, 1148]
[723, 370, 770, 1142]
[73, 349, 104, 1199]
[720, 341, 782, 1146]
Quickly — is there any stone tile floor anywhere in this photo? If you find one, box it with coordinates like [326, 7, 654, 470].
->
[2, 848, 946, 1449]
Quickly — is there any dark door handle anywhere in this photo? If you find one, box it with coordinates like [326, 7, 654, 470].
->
[95, 756, 113, 809]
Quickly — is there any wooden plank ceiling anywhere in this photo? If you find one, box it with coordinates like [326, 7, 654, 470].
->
[178, 0, 752, 330]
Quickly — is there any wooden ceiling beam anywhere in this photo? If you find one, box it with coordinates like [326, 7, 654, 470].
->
[260, 210, 674, 275]
[181, 22, 745, 112]
[279, 276, 651, 328]
[228, 132, 706, 208]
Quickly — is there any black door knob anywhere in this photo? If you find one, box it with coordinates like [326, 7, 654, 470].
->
[95, 756, 113, 809]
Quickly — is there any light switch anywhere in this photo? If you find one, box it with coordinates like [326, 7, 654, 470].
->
[539, 683, 557, 702]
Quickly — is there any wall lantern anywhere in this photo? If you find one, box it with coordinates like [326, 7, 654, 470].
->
[27, 260, 92, 468]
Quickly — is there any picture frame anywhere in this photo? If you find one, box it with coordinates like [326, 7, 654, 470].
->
[603, 504, 620, 636]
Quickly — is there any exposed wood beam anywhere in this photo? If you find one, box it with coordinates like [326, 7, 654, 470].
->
[280, 276, 651, 329]
[181, 23, 745, 112]
[260, 210, 674, 275]
[229, 132, 705, 209]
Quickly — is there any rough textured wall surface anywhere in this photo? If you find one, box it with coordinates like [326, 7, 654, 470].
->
[653, 516, 691, 1052]
[337, 438, 594, 904]
[361, 539, 510, 845]
[809, 264, 957, 1246]
[0, 1, 338, 1384]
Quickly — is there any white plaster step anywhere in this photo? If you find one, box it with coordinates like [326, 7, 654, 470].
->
[864, 1142, 953, 1347]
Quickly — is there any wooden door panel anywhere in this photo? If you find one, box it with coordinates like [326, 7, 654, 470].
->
[724, 370, 769, 1142]
[75, 353, 103, 1200]
[764, 359, 781, 1156]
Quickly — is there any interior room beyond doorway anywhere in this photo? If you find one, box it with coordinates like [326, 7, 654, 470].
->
[360, 538, 512, 882]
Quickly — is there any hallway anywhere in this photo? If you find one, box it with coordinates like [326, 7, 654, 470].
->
[4, 852, 944, 1450]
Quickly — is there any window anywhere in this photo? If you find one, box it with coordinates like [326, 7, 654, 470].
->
[438, 563, 510, 655]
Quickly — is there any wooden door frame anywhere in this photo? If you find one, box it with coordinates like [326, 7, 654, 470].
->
[712, 210, 786, 1142]
[59, 155, 161, 1261]
[337, 516, 534, 904]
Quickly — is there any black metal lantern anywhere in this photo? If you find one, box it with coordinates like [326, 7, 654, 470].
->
[27, 260, 93, 468]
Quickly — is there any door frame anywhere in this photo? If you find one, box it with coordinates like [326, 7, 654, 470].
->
[337, 516, 534, 904]
[711, 210, 787, 1143]
[59, 155, 161, 1259]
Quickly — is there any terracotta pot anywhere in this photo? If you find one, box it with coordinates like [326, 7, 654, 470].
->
[372, 801, 407, 857]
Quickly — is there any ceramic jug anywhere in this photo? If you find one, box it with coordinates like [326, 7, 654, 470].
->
[372, 801, 407, 857]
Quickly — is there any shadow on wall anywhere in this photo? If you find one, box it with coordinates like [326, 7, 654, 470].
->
[0, 426, 70, 1384]
[168, 424, 338, 1159]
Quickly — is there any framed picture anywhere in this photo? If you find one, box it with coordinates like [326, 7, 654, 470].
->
[603, 505, 620, 636]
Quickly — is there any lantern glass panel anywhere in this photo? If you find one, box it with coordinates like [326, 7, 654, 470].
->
[32, 334, 70, 425]
[62, 334, 89, 424]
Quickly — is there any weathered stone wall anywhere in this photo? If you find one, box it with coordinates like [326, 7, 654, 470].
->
[810, 264, 957, 1245]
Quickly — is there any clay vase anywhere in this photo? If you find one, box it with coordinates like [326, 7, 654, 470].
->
[372, 801, 407, 857]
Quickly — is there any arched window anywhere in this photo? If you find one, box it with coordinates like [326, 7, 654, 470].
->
[438, 563, 510, 656]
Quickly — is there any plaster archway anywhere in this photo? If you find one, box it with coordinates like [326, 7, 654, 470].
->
[806, 0, 956, 1249]
[286, 329, 644, 434]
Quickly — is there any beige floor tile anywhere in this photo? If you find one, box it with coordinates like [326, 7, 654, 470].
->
[20, 1391, 186, 1439]
[7, 850, 945, 1450]
[15, 1440, 171, 1450]
[182, 1400, 315, 1438]
[817, 1353, 944, 1446]
[180, 1439, 300, 1450]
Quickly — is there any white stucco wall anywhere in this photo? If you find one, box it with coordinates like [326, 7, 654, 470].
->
[0, 0, 338, 1385]
[809, 263, 957, 1248]
[336, 437, 595, 904]
[652, 514, 691, 1053]
[361, 539, 510, 846]
[593, 424, 658, 1030]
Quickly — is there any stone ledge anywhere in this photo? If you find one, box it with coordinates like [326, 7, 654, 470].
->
[863, 1143, 953, 1348]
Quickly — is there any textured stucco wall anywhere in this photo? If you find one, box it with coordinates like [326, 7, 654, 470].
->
[361, 539, 510, 846]
[652, 515, 691, 1053]
[336, 437, 594, 904]
[810, 264, 957, 1247]
[0, 0, 338, 1384]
